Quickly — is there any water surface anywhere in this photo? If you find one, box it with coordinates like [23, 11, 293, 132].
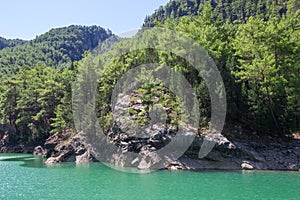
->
[0, 154, 299, 200]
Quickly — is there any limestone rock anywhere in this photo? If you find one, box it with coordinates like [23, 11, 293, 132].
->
[76, 150, 94, 164]
[43, 131, 97, 165]
[45, 156, 61, 164]
[33, 146, 45, 156]
[288, 164, 299, 171]
[241, 161, 255, 170]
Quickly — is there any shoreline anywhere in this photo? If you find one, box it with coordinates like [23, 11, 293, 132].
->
[0, 152, 299, 173]
[1, 129, 299, 172]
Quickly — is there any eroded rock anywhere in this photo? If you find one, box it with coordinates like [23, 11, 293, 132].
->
[241, 161, 255, 170]
[33, 146, 45, 156]
[43, 131, 97, 165]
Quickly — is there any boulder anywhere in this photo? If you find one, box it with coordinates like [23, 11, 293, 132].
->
[45, 156, 61, 164]
[76, 150, 95, 164]
[165, 158, 186, 170]
[137, 151, 162, 170]
[151, 131, 163, 140]
[288, 164, 299, 171]
[241, 161, 255, 170]
[44, 132, 97, 165]
[33, 146, 45, 156]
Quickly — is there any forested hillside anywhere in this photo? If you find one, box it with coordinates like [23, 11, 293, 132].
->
[0, 25, 112, 76]
[144, 0, 299, 27]
[123, 0, 300, 136]
[0, 0, 299, 147]
[72, 0, 299, 140]
[144, 0, 300, 135]
[0, 37, 26, 50]
[0, 25, 112, 143]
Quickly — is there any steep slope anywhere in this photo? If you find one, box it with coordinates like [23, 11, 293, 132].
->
[143, 0, 295, 27]
[0, 25, 112, 76]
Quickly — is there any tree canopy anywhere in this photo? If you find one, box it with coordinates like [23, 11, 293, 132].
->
[0, 0, 299, 146]
[0, 25, 112, 77]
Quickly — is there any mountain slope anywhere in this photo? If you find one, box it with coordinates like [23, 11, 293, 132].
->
[0, 25, 112, 76]
[143, 0, 296, 27]
[0, 37, 26, 50]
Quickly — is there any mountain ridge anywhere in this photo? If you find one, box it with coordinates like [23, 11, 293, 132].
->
[0, 25, 112, 76]
[143, 0, 297, 27]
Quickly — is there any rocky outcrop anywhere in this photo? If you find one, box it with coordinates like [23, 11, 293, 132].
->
[1, 124, 298, 171]
[59, 92, 300, 171]
[2, 91, 299, 171]
[75, 121, 300, 171]
[175, 133, 300, 171]
[33, 146, 45, 156]
[38, 130, 97, 165]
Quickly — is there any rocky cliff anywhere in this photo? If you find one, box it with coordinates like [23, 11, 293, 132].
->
[1, 92, 299, 171]
[33, 127, 300, 171]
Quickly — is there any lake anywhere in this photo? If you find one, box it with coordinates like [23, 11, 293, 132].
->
[0, 154, 299, 200]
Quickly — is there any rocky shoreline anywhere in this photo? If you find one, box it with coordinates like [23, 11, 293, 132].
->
[1, 88, 299, 171]
[2, 127, 299, 171]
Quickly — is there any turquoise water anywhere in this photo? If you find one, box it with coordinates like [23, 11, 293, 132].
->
[0, 154, 299, 200]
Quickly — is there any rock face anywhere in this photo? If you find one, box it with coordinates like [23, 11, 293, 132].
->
[177, 133, 300, 171]
[40, 130, 97, 164]
[76, 120, 300, 171]
[33, 146, 45, 156]
[2, 124, 299, 171]
[2, 91, 300, 171]
[53, 93, 300, 171]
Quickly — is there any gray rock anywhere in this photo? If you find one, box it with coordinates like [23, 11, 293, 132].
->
[151, 132, 163, 140]
[137, 151, 162, 170]
[288, 164, 299, 171]
[33, 146, 45, 156]
[76, 151, 94, 164]
[205, 151, 223, 161]
[43, 131, 97, 165]
[39, 94, 300, 172]
[45, 156, 61, 164]
[241, 161, 255, 170]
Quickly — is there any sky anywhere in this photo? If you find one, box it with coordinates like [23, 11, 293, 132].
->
[0, 0, 169, 40]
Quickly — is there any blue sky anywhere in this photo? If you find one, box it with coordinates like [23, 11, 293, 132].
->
[0, 0, 169, 40]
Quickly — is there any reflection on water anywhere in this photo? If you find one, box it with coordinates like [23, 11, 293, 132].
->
[0, 154, 300, 200]
[0, 154, 45, 168]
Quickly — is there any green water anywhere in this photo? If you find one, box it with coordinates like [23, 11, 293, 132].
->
[0, 154, 299, 200]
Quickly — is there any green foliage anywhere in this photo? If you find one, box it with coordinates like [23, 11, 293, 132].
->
[0, 0, 299, 146]
[0, 37, 26, 50]
[0, 25, 112, 77]
[50, 68, 76, 134]
[232, 14, 300, 134]
[158, 1, 300, 135]
[0, 65, 75, 142]
[143, 0, 291, 27]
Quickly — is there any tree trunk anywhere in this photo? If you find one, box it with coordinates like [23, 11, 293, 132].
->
[265, 84, 283, 136]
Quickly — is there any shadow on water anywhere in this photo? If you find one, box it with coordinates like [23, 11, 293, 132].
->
[0, 153, 92, 169]
[0, 153, 46, 168]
